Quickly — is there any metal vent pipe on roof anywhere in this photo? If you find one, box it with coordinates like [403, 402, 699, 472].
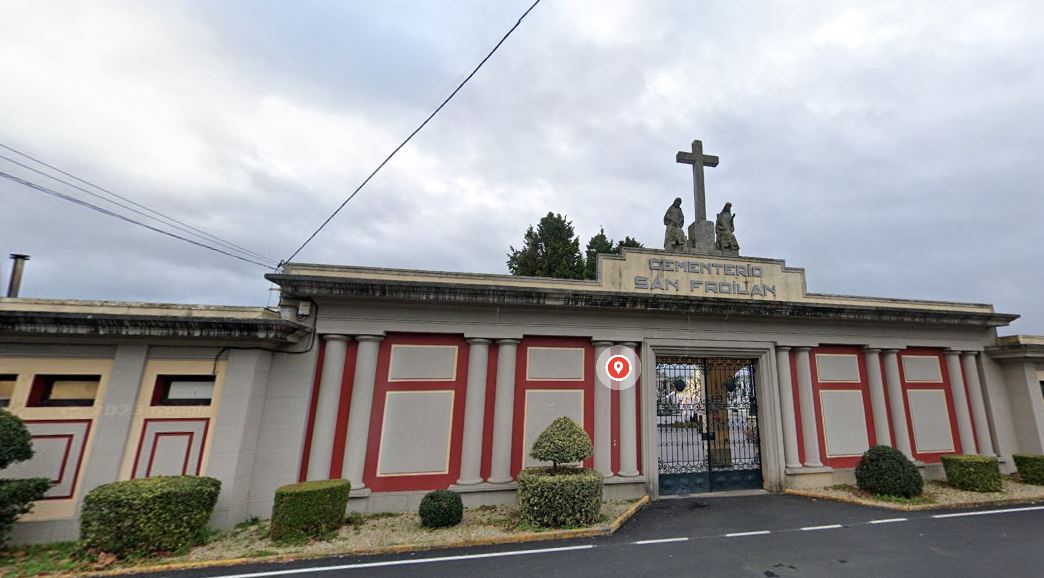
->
[6, 254, 29, 298]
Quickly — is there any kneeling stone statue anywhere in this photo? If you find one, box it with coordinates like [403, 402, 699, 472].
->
[715, 202, 740, 254]
[663, 197, 687, 252]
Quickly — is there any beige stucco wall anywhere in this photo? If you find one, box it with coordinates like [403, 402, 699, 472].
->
[0, 357, 113, 521]
[285, 249, 996, 313]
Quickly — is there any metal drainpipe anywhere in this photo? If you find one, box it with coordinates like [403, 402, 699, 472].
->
[6, 254, 29, 298]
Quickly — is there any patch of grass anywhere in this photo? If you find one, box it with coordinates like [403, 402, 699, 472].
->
[0, 542, 87, 578]
[828, 483, 854, 491]
[344, 511, 365, 526]
[870, 493, 935, 506]
[364, 511, 401, 521]
[235, 516, 262, 530]
[245, 549, 277, 558]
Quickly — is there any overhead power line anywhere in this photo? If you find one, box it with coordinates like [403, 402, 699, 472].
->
[283, 0, 543, 265]
[0, 169, 274, 269]
[0, 142, 277, 265]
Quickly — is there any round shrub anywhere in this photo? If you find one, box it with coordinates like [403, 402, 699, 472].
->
[418, 490, 463, 528]
[854, 445, 923, 498]
[529, 416, 593, 469]
[517, 467, 603, 528]
[80, 476, 221, 557]
[1013, 454, 1044, 485]
[0, 410, 52, 547]
[270, 479, 350, 542]
[940, 455, 1002, 492]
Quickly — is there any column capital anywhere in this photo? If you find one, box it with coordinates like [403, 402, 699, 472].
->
[776, 345, 792, 352]
[943, 349, 963, 358]
[960, 350, 981, 357]
[795, 346, 812, 353]
[882, 348, 901, 355]
[592, 340, 615, 348]
[322, 334, 350, 343]
[466, 338, 492, 345]
[495, 338, 521, 345]
[354, 334, 384, 343]
[862, 347, 881, 354]
[616, 342, 640, 349]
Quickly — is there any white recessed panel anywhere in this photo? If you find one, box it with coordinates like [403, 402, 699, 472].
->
[523, 389, 584, 468]
[526, 347, 585, 381]
[377, 390, 454, 475]
[149, 434, 193, 476]
[819, 390, 870, 457]
[389, 345, 458, 381]
[903, 356, 943, 383]
[815, 354, 861, 383]
[907, 389, 955, 453]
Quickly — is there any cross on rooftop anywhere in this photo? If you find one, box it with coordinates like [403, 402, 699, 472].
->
[676, 140, 719, 223]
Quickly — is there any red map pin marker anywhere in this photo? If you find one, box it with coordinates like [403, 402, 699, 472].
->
[606, 354, 632, 381]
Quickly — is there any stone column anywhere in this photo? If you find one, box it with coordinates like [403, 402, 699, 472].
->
[456, 339, 491, 486]
[488, 339, 519, 484]
[863, 348, 892, 447]
[341, 335, 383, 492]
[775, 347, 802, 469]
[883, 349, 914, 459]
[962, 352, 996, 456]
[617, 342, 640, 477]
[945, 351, 977, 454]
[307, 335, 349, 481]
[794, 347, 822, 467]
[592, 341, 614, 477]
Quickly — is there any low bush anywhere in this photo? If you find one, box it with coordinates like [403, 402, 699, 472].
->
[80, 476, 221, 557]
[940, 455, 1002, 492]
[854, 445, 923, 498]
[517, 467, 603, 527]
[270, 479, 350, 542]
[0, 409, 53, 547]
[418, 490, 463, 528]
[1013, 454, 1044, 485]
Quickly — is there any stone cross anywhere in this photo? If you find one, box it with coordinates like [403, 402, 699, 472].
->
[675, 139, 719, 223]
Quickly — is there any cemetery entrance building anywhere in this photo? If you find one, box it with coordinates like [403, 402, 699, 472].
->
[656, 356, 763, 495]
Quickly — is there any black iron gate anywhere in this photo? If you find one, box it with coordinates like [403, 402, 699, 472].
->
[656, 357, 763, 495]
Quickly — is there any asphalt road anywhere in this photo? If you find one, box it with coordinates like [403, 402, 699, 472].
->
[145, 494, 1044, 578]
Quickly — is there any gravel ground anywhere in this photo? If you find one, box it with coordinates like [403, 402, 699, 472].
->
[798, 478, 1044, 510]
[177, 500, 635, 562]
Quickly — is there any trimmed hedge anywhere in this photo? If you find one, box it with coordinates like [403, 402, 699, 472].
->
[1013, 454, 1044, 485]
[530, 417, 593, 469]
[940, 455, 1002, 492]
[80, 476, 221, 557]
[517, 467, 602, 528]
[270, 479, 350, 542]
[854, 445, 923, 498]
[418, 490, 463, 528]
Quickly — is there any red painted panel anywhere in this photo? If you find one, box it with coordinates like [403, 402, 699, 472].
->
[790, 351, 805, 466]
[898, 349, 962, 462]
[510, 337, 595, 479]
[479, 343, 498, 482]
[23, 419, 92, 500]
[809, 346, 876, 468]
[363, 333, 469, 492]
[297, 340, 326, 482]
[329, 340, 359, 479]
[146, 432, 194, 477]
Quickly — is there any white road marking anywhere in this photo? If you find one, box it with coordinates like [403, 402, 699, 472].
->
[869, 518, 908, 524]
[725, 530, 772, 537]
[800, 524, 843, 531]
[932, 505, 1044, 519]
[634, 537, 689, 545]
[205, 545, 596, 577]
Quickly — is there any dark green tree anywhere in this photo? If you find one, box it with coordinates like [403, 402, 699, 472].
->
[507, 213, 585, 279]
[582, 229, 645, 280]
[0, 409, 52, 546]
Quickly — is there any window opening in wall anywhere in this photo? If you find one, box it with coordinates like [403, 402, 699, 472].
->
[27, 375, 100, 407]
[0, 375, 15, 407]
[152, 375, 215, 406]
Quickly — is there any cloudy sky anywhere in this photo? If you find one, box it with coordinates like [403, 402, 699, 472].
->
[1, 0, 1042, 333]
